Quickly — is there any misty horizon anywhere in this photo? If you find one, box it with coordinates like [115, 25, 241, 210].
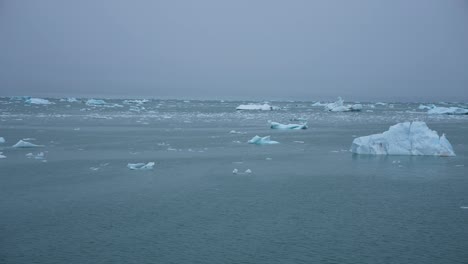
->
[1, 0, 467, 102]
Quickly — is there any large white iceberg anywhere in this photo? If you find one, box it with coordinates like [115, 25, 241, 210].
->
[270, 122, 307, 130]
[12, 140, 43, 148]
[427, 106, 468, 115]
[248, 135, 279, 145]
[25, 98, 52, 105]
[350, 121, 455, 156]
[236, 104, 275, 111]
[324, 97, 362, 112]
[127, 162, 155, 170]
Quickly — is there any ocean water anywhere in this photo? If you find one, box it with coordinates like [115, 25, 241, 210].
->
[1, 98, 467, 264]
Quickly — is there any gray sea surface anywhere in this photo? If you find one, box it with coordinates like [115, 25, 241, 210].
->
[1, 98, 467, 264]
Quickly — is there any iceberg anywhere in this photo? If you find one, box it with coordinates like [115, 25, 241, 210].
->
[427, 106, 468, 115]
[248, 135, 279, 145]
[350, 121, 455, 156]
[270, 122, 307, 130]
[324, 97, 362, 112]
[236, 104, 274, 111]
[232, 169, 252, 175]
[0, 152, 6, 159]
[25, 98, 52, 105]
[127, 162, 155, 170]
[0, 137, 5, 143]
[12, 140, 43, 148]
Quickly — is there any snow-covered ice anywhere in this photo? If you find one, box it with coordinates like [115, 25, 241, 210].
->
[270, 121, 307, 130]
[127, 162, 155, 170]
[12, 140, 43, 148]
[427, 106, 468, 115]
[324, 97, 362, 112]
[25, 98, 52, 105]
[350, 121, 455, 156]
[248, 135, 279, 145]
[236, 104, 275, 111]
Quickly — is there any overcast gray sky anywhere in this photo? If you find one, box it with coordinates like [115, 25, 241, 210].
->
[0, 0, 467, 101]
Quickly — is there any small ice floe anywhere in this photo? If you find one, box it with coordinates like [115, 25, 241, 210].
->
[294, 141, 305, 144]
[12, 140, 43, 148]
[270, 122, 307, 130]
[86, 99, 107, 106]
[375, 102, 387, 106]
[0, 152, 6, 159]
[427, 106, 468, 115]
[232, 168, 252, 175]
[324, 97, 362, 112]
[418, 104, 436, 110]
[350, 121, 455, 156]
[455, 164, 464, 167]
[0, 137, 5, 143]
[25, 98, 53, 105]
[248, 135, 279, 145]
[236, 104, 275, 111]
[265, 157, 272, 160]
[26, 152, 45, 160]
[229, 130, 245, 134]
[90, 167, 100, 171]
[311, 101, 326, 107]
[74, 128, 81, 131]
[127, 162, 155, 170]
[460, 206, 468, 210]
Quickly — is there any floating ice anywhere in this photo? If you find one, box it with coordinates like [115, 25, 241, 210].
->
[127, 162, 155, 170]
[350, 121, 455, 156]
[25, 98, 52, 105]
[0, 137, 5, 143]
[312, 101, 326, 107]
[236, 104, 275, 111]
[26, 152, 45, 160]
[418, 104, 435, 110]
[86, 99, 107, 106]
[248, 135, 279, 145]
[232, 168, 252, 175]
[427, 106, 468, 115]
[0, 152, 6, 159]
[324, 97, 362, 112]
[12, 140, 43, 148]
[270, 121, 307, 130]
[229, 130, 245, 134]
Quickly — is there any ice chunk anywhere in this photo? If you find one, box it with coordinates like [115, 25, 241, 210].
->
[127, 162, 155, 170]
[232, 169, 238, 174]
[0, 137, 5, 144]
[427, 106, 468, 115]
[350, 121, 455, 156]
[236, 104, 275, 111]
[12, 140, 43, 148]
[270, 122, 307, 130]
[86, 99, 107, 106]
[25, 98, 52, 105]
[418, 104, 435, 110]
[248, 135, 279, 145]
[311, 102, 326, 107]
[232, 168, 252, 175]
[324, 97, 362, 112]
[0, 152, 6, 159]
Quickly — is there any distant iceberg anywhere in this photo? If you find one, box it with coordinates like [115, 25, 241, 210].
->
[12, 140, 43, 148]
[25, 98, 52, 105]
[0, 137, 5, 144]
[311, 102, 326, 107]
[427, 106, 468, 115]
[236, 104, 275, 111]
[127, 162, 155, 170]
[324, 97, 362, 112]
[248, 135, 279, 145]
[86, 99, 108, 106]
[350, 121, 455, 156]
[418, 104, 436, 110]
[0, 152, 6, 159]
[270, 122, 307, 130]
